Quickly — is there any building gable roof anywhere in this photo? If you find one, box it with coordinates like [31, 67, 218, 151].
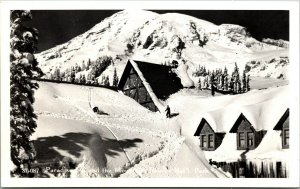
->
[194, 118, 214, 136]
[229, 113, 255, 133]
[118, 60, 134, 89]
[118, 59, 183, 112]
[273, 108, 289, 130]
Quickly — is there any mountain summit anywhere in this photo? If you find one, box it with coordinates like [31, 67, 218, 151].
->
[36, 10, 289, 84]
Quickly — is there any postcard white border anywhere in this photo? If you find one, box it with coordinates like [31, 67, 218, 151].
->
[1, 0, 299, 187]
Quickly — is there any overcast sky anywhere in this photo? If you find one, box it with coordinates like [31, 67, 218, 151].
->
[28, 10, 289, 53]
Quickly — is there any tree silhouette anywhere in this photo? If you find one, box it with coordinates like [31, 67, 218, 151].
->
[10, 10, 43, 177]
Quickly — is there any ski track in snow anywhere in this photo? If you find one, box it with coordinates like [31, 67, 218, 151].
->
[33, 82, 227, 178]
[35, 87, 182, 177]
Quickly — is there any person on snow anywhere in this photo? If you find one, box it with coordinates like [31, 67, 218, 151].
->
[93, 106, 100, 114]
[165, 105, 171, 118]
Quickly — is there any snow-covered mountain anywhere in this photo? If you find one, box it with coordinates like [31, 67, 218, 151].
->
[262, 38, 289, 48]
[36, 10, 289, 85]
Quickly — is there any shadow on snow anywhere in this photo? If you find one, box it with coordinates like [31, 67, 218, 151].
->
[33, 132, 143, 163]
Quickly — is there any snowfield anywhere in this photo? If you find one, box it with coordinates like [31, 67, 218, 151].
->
[32, 81, 220, 178]
[31, 78, 289, 178]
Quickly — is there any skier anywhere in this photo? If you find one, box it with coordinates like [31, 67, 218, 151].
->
[165, 105, 171, 118]
[93, 106, 100, 114]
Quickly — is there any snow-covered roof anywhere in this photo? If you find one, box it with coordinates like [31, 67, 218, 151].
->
[196, 93, 289, 134]
[237, 99, 288, 131]
[118, 59, 183, 112]
[200, 87, 290, 162]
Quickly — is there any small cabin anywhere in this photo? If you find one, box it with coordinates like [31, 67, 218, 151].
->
[118, 60, 183, 112]
[230, 113, 266, 150]
[194, 118, 225, 151]
[273, 108, 289, 149]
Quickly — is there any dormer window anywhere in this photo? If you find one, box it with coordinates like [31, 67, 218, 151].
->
[273, 109, 289, 149]
[238, 132, 246, 148]
[230, 113, 266, 150]
[194, 118, 225, 151]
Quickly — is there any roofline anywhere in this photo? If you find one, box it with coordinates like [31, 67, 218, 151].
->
[118, 59, 165, 113]
[194, 118, 225, 136]
[118, 59, 175, 89]
[273, 108, 289, 130]
[229, 113, 255, 133]
[117, 59, 133, 89]
[194, 118, 207, 136]
[131, 59, 175, 67]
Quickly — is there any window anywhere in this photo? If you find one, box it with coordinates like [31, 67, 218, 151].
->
[201, 135, 207, 148]
[208, 134, 214, 148]
[283, 129, 289, 147]
[238, 132, 245, 148]
[247, 132, 254, 147]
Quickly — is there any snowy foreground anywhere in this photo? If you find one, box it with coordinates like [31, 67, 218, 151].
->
[32, 80, 289, 178]
[32, 81, 224, 178]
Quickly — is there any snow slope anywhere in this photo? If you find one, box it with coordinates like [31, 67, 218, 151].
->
[35, 10, 289, 84]
[32, 81, 218, 178]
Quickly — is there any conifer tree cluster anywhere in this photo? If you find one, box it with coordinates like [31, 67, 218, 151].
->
[10, 10, 43, 177]
[46, 56, 116, 86]
[196, 63, 250, 94]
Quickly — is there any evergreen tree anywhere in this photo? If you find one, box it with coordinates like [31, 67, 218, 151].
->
[70, 67, 75, 83]
[203, 66, 207, 76]
[113, 68, 119, 87]
[231, 62, 240, 93]
[224, 66, 228, 77]
[224, 76, 229, 91]
[105, 76, 110, 86]
[10, 10, 43, 177]
[92, 56, 113, 78]
[198, 78, 202, 90]
[242, 70, 247, 92]
[79, 74, 86, 84]
[229, 77, 234, 92]
[86, 59, 91, 70]
[79, 74, 85, 84]
[220, 74, 225, 90]
[210, 73, 215, 96]
[247, 75, 250, 92]
[237, 81, 241, 93]
[74, 63, 81, 73]
[53, 67, 60, 81]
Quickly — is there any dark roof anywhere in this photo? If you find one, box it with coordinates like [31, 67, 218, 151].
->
[118, 60, 183, 100]
[118, 61, 134, 88]
[194, 118, 225, 136]
[229, 113, 255, 133]
[194, 118, 213, 136]
[273, 108, 289, 130]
